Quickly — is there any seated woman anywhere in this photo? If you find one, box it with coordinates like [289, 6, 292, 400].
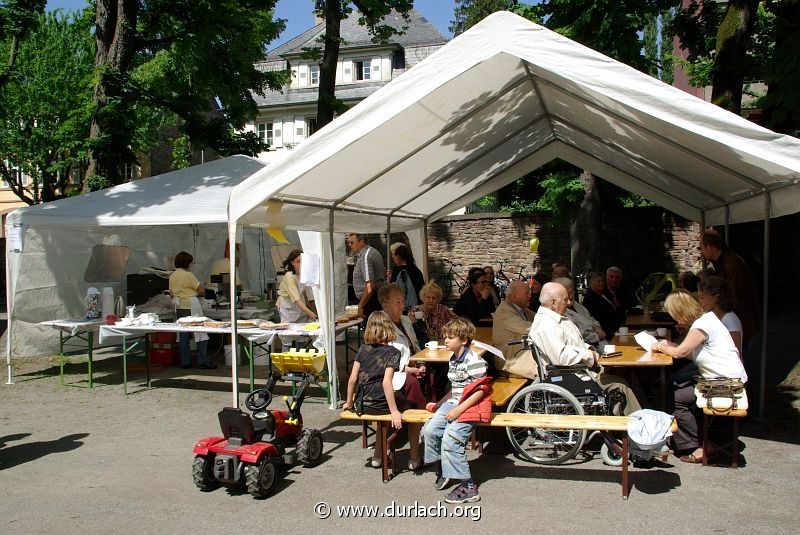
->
[452, 268, 495, 324]
[582, 271, 621, 337]
[277, 249, 317, 323]
[697, 276, 743, 356]
[408, 282, 457, 346]
[342, 312, 421, 470]
[652, 289, 747, 464]
[378, 283, 427, 410]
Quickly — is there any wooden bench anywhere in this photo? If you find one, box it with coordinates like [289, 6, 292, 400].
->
[702, 407, 747, 468]
[357, 377, 528, 453]
[341, 408, 678, 499]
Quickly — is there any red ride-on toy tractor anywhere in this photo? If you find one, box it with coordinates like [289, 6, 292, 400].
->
[192, 370, 323, 498]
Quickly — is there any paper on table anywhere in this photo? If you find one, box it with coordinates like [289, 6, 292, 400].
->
[472, 340, 505, 361]
[635, 331, 657, 351]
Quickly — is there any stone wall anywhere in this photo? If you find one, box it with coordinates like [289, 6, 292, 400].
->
[426, 208, 702, 299]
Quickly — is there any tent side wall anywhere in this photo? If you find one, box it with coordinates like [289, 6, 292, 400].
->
[3, 224, 297, 360]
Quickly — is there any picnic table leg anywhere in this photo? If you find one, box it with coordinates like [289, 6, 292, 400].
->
[248, 341, 255, 392]
[59, 331, 66, 386]
[621, 435, 629, 499]
[145, 335, 151, 389]
[86, 331, 94, 389]
[122, 336, 129, 395]
[380, 422, 390, 483]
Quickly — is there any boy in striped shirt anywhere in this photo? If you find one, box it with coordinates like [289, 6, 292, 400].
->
[422, 318, 488, 503]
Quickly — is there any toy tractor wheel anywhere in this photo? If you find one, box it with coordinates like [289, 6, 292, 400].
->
[246, 457, 279, 498]
[192, 455, 219, 491]
[297, 429, 324, 467]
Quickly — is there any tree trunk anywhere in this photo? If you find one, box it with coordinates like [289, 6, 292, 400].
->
[84, 0, 138, 191]
[762, 0, 800, 135]
[316, 2, 343, 129]
[710, 0, 759, 114]
[570, 171, 602, 273]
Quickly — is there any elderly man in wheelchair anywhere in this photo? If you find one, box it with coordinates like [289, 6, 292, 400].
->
[504, 282, 642, 465]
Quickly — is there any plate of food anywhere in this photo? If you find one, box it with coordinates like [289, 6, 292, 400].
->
[176, 316, 209, 326]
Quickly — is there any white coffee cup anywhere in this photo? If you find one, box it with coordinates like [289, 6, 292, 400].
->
[618, 326, 629, 335]
[603, 344, 616, 354]
[656, 327, 668, 337]
[414, 311, 424, 320]
[426, 341, 438, 351]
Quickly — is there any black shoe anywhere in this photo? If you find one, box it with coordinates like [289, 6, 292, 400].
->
[434, 475, 454, 490]
[199, 363, 217, 370]
[181, 364, 192, 369]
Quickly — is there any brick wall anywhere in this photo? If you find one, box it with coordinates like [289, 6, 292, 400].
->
[426, 208, 702, 299]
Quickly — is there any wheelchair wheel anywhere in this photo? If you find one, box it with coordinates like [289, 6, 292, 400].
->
[600, 442, 625, 467]
[505, 383, 586, 465]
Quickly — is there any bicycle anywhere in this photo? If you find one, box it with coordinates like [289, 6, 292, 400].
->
[436, 258, 468, 300]
[493, 259, 512, 300]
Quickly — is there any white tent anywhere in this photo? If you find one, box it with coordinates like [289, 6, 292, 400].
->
[4, 155, 300, 368]
[226, 12, 800, 410]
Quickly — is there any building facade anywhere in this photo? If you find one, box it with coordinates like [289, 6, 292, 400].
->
[243, 9, 447, 159]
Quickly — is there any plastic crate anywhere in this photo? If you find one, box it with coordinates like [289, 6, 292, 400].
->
[270, 348, 327, 375]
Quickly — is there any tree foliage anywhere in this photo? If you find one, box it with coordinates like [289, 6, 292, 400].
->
[0, 0, 46, 86]
[0, 8, 94, 204]
[313, 0, 414, 129]
[87, 0, 290, 186]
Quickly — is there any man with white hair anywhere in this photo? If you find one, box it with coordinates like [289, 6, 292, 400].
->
[554, 277, 605, 345]
[529, 283, 641, 415]
[492, 280, 537, 379]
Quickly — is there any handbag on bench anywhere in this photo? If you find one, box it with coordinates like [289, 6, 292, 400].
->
[694, 377, 748, 413]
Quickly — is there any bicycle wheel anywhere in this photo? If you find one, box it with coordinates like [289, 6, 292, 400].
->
[505, 383, 586, 465]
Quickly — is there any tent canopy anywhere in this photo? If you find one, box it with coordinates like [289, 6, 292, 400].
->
[9, 156, 268, 227]
[229, 11, 800, 232]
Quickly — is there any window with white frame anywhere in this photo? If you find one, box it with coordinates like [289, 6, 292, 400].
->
[310, 65, 319, 86]
[257, 122, 274, 146]
[307, 118, 317, 137]
[354, 59, 371, 81]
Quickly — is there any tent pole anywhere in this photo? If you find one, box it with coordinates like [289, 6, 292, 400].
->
[422, 218, 430, 281]
[328, 208, 338, 409]
[699, 211, 707, 271]
[5, 234, 12, 384]
[724, 205, 730, 243]
[758, 193, 770, 419]
[229, 223, 240, 408]
[385, 218, 392, 278]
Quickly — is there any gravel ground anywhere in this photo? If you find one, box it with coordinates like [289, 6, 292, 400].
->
[2, 332, 799, 534]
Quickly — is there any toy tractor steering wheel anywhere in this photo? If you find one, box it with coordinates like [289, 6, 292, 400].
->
[245, 389, 273, 411]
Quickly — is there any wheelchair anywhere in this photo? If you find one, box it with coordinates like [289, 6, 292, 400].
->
[504, 336, 626, 466]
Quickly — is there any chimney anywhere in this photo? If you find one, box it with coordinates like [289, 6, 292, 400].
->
[314, 1, 325, 25]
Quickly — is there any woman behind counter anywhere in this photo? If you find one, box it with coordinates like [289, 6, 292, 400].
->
[169, 251, 215, 369]
[277, 249, 317, 323]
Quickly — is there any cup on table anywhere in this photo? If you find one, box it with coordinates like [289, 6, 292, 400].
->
[414, 311, 424, 320]
[618, 326, 629, 335]
[425, 341, 438, 351]
[656, 327, 668, 337]
[603, 344, 616, 355]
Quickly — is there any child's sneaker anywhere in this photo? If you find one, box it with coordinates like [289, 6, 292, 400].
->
[434, 475, 454, 490]
[444, 481, 480, 503]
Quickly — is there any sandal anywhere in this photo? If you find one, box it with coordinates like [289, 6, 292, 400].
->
[408, 459, 423, 472]
[679, 453, 703, 464]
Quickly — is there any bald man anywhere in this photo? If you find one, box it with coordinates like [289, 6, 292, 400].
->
[529, 283, 641, 415]
[492, 280, 537, 380]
